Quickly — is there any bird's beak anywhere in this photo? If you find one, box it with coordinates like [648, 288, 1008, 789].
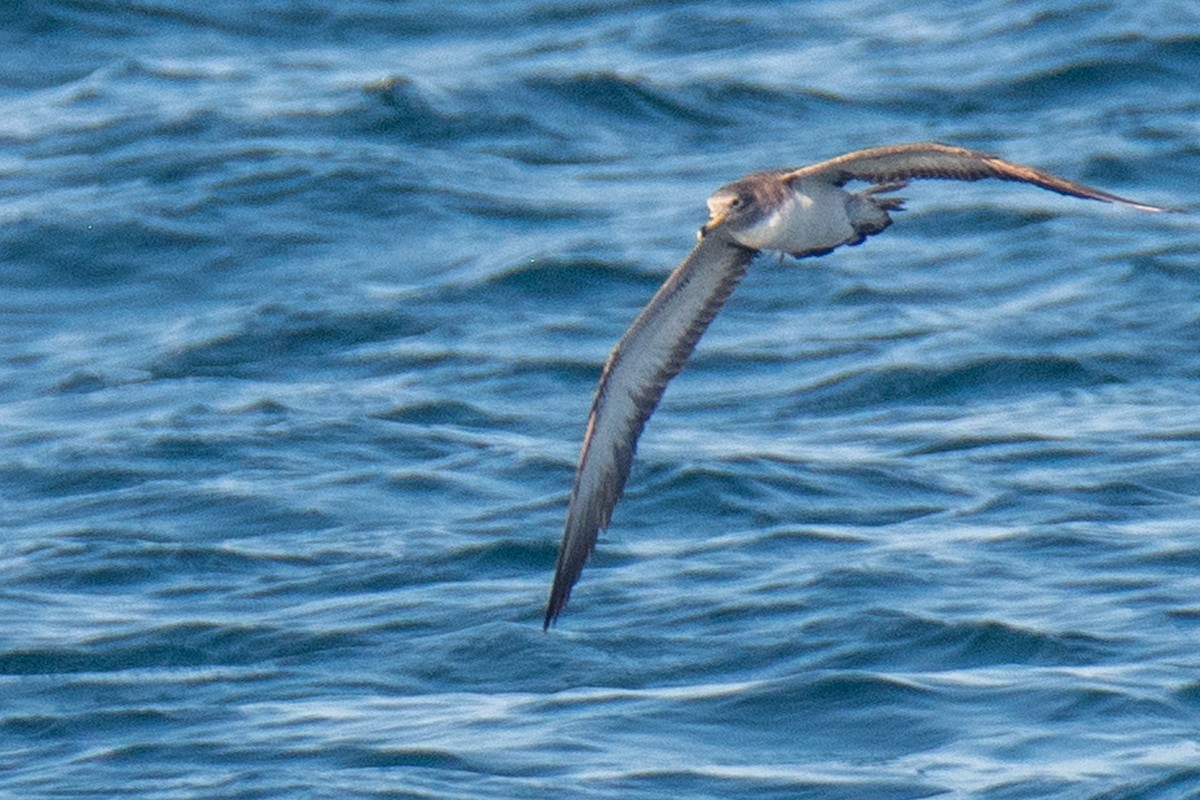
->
[698, 209, 728, 239]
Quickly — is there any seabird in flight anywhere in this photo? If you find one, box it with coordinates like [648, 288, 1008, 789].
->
[543, 141, 1171, 628]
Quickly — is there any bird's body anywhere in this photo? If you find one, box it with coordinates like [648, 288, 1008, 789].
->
[724, 177, 886, 256]
[543, 142, 1171, 629]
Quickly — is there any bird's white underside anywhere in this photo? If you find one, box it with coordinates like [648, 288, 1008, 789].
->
[727, 180, 858, 254]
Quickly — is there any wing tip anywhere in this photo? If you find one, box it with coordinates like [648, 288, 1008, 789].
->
[1091, 194, 1180, 214]
[1130, 200, 1184, 214]
[542, 549, 580, 630]
[542, 596, 562, 630]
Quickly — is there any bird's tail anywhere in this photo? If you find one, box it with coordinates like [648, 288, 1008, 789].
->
[844, 182, 908, 246]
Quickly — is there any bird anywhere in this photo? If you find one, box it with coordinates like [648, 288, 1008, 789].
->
[543, 141, 1172, 629]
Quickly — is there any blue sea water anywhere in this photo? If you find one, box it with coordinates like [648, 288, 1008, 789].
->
[2, 1, 1200, 797]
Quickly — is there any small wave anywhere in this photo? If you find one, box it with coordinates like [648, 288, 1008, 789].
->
[796, 355, 1113, 413]
[598, 768, 940, 800]
[812, 611, 1116, 672]
[479, 257, 654, 299]
[522, 72, 732, 129]
[324, 745, 476, 771]
[149, 304, 432, 379]
[362, 76, 551, 147]
[703, 672, 948, 758]
[906, 433, 1059, 456]
[988, 60, 1173, 106]
[0, 463, 152, 501]
[375, 399, 500, 428]
[357, 72, 879, 167]
[0, 219, 216, 289]
[0, 620, 364, 676]
[0, 708, 177, 744]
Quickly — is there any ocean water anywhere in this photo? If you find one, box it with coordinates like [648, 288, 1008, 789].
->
[2, 2, 1200, 798]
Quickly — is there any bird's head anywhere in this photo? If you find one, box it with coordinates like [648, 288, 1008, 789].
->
[700, 172, 792, 242]
[700, 184, 759, 238]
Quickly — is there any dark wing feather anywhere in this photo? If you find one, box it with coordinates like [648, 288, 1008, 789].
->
[784, 142, 1171, 212]
[543, 229, 757, 628]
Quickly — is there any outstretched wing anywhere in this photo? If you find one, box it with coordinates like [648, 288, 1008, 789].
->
[544, 229, 757, 628]
[784, 142, 1171, 212]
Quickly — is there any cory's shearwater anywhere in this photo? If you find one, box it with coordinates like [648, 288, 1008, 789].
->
[544, 141, 1171, 628]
